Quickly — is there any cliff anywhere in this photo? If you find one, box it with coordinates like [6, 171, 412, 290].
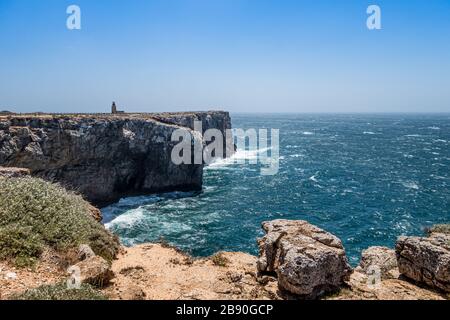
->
[0, 111, 232, 206]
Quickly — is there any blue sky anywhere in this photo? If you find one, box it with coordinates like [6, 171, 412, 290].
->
[0, 0, 449, 113]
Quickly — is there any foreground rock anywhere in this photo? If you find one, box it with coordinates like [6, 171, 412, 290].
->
[72, 256, 114, 287]
[257, 219, 352, 298]
[0, 112, 232, 205]
[331, 268, 445, 300]
[396, 232, 450, 293]
[359, 246, 398, 280]
[329, 245, 444, 300]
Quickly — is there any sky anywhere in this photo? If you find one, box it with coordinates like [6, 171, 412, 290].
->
[0, 0, 449, 113]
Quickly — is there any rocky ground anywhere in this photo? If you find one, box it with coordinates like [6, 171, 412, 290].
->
[104, 242, 447, 300]
[1, 240, 447, 300]
[103, 244, 280, 300]
[0, 249, 66, 299]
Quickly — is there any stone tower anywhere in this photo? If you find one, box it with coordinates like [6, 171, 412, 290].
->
[111, 102, 117, 114]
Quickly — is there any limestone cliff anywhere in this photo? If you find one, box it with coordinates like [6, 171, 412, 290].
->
[0, 112, 232, 206]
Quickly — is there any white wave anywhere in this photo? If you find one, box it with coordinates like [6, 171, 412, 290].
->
[206, 147, 272, 169]
[405, 134, 421, 137]
[105, 207, 145, 229]
[302, 131, 314, 135]
[434, 139, 447, 143]
[309, 172, 319, 182]
[363, 131, 376, 135]
[401, 181, 419, 190]
[290, 154, 304, 158]
[428, 126, 440, 130]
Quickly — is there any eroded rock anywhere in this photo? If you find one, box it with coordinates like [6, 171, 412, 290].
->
[359, 246, 398, 280]
[77, 244, 96, 262]
[396, 232, 450, 293]
[72, 256, 114, 287]
[257, 219, 352, 299]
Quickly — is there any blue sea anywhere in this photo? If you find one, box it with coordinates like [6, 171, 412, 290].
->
[102, 114, 450, 265]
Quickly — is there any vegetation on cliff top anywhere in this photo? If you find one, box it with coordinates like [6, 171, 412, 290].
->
[0, 177, 119, 267]
[11, 282, 107, 300]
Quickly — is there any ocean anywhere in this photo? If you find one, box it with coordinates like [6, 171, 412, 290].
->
[102, 113, 450, 265]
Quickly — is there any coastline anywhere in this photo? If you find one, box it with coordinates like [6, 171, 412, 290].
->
[0, 112, 449, 300]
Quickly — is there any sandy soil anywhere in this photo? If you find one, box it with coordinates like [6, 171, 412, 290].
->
[0, 250, 66, 299]
[103, 244, 280, 300]
[0, 244, 446, 300]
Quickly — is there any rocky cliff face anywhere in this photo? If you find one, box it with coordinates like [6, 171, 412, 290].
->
[0, 112, 232, 206]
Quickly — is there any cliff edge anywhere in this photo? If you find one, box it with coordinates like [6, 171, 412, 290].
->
[0, 111, 232, 206]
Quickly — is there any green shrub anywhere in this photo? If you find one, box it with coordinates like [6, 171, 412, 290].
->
[211, 252, 230, 267]
[11, 282, 107, 300]
[0, 177, 119, 266]
[0, 224, 43, 267]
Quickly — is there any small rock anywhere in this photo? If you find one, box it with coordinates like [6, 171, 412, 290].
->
[78, 244, 96, 261]
[120, 285, 146, 300]
[257, 276, 271, 286]
[5, 272, 17, 280]
[227, 272, 243, 283]
[359, 246, 399, 280]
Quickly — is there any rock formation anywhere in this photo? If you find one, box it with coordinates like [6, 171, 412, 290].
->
[359, 246, 399, 280]
[0, 112, 232, 206]
[396, 232, 450, 293]
[1, 219, 448, 300]
[257, 219, 352, 299]
[72, 255, 114, 287]
[331, 245, 445, 300]
[0, 166, 30, 178]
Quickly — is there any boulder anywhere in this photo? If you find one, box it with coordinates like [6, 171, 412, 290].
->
[359, 246, 398, 280]
[72, 255, 114, 287]
[396, 232, 450, 292]
[257, 219, 352, 298]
